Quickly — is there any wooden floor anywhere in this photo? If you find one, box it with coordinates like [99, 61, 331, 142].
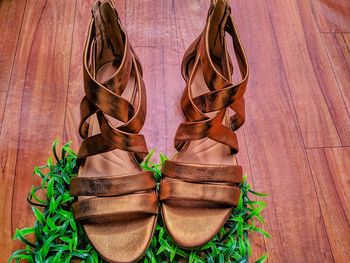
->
[0, 0, 349, 262]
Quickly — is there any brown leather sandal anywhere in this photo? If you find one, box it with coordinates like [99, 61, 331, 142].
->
[159, 0, 249, 248]
[69, 1, 157, 262]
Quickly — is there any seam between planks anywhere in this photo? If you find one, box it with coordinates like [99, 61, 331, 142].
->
[295, 0, 343, 146]
[245, 117, 288, 261]
[306, 145, 350, 149]
[1, 1, 28, 93]
[240, 126, 269, 256]
[264, 0, 308, 150]
[264, 0, 335, 261]
[10, 0, 48, 234]
[339, 34, 350, 67]
[320, 33, 350, 123]
[323, 149, 350, 228]
[1, 0, 28, 117]
[63, 0, 78, 143]
[306, 148, 350, 228]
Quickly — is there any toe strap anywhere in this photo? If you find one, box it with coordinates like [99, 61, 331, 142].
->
[70, 171, 156, 197]
[73, 193, 158, 222]
[159, 180, 240, 206]
[162, 160, 243, 184]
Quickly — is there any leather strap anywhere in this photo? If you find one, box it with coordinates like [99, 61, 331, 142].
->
[77, 5, 149, 162]
[70, 171, 156, 197]
[162, 0, 245, 210]
[73, 193, 158, 222]
[162, 160, 242, 184]
[160, 180, 240, 206]
[174, 1, 248, 153]
[71, 1, 157, 227]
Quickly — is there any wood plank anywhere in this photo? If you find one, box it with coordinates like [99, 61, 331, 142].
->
[323, 147, 350, 221]
[225, 7, 268, 261]
[0, 92, 7, 132]
[322, 33, 350, 119]
[162, 47, 183, 156]
[296, 0, 350, 146]
[64, 0, 125, 152]
[0, 0, 26, 91]
[336, 34, 350, 64]
[64, 0, 94, 152]
[155, 0, 177, 47]
[126, 0, 176, 47]
[236, 129, 267, 263]
[134, 47, 167, 155]
[306, 148, 350, 262]
[309, 0, 350, 33]
[0, 1, 76, 259]
[266, 0, 350, 147]
[343, 34, 350, 49]
[230, 0, 334, 261]
[174, 0, 209, 53]
[0, 1, 50, 259]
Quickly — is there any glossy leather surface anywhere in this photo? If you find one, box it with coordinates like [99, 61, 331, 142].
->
[160, 0, 249, 249]
[69, 1, 157, 262]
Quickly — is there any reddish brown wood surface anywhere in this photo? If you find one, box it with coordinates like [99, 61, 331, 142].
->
[0, 0, 26, 92]
[309, 0, 350, 32]
[0, 0, 349, 262]
[307, 148, 350, 262]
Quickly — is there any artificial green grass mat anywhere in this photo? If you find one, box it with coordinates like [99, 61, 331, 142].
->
[9, 141, 269, 263]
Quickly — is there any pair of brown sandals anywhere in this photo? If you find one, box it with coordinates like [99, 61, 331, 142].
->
[69, 0, 248, 262]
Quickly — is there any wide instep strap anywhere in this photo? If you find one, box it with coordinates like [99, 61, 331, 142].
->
[160, 180, 240, 207]
[73, 193, 158, 222]
[70, 171, 156, 197]
[77, 4, 148, 162]
[175, 0, 248, 153]
[162, 160, 242, 184]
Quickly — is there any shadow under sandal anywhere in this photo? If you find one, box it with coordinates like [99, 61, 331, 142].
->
[69, 1, 157, 262]
[160, 0, 249, 248]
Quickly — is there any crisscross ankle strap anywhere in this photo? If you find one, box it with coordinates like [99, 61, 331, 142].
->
[175, 0, 249, 154]
[77, 1, 148, 163]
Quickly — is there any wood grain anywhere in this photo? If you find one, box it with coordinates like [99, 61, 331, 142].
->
[0, 0, 76, 258]
[307, 148, 350, 262]
[296, 0, 350, 146]
[266, 0, 350, 147]
[126, 0, 176, 47]
[0, 92, 6, 132]
[236, 129, 267, 263]
[343, 33, 350, 48]
[64, 0, 126, 152]
[0, 1, 52, 258]
[231, 1, 334, 262]
[0, 0, 26, 91]
[322, 33, 350, 116]
[11, 0, 76, 233]
[174, 0, 209, 53]
[309, 0, 350, 33]
[1, 0, 350, 262]
[64, 0, 94, 152]
[135, 47, 167, 155]
[162, 47, 183, 156]
[323, 147, 350, 221]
